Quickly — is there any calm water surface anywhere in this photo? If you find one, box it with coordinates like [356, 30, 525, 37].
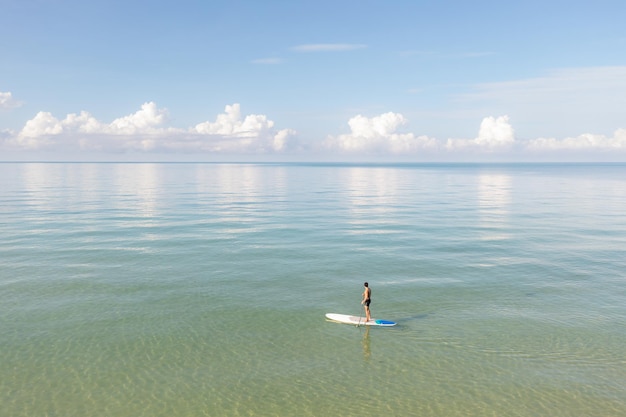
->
[1, 163, 625, 416]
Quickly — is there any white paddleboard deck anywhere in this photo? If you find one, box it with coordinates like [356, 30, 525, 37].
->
[326, 313, 396, 327]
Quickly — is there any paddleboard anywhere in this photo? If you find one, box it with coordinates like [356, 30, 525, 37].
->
[325, 313, 396, 327]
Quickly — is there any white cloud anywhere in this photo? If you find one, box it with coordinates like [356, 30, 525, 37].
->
[251, 58, 284, 64]
[476, 116, 515, 146]
[107, 102, 169, 135]
[325, 111, 625, 160]
[192, 104, 297, 153]
[15, 103, 171, 151]
[0, 91, 22, 109]
[8, 102, 297, 154]
[18, 103, 167, 140]
[326, 112, 519, 156]
[464, 67, 626, 102]
[291, 43, 367, 52]
[458, 52, 495, 58]
[194, 104, 270, 136]
[325, 112, 437, 154]
[3, 102, 626, 161]
[273, 128, 296, 152]
[527, 129, 626, 151]
[446, 116, 515, 151]
[21, 111, 64, 137]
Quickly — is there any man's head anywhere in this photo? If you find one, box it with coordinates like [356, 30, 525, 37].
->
[364, 282, 368, 287]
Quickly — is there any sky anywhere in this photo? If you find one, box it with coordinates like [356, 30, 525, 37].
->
[1, 0, 626, 162]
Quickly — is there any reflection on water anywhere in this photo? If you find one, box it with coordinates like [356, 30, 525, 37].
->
[362, 326, 371, 361]
[209, 164, 285, 236]
[112, 164, 161, 219]
[19, 163, 164, 220]
[477, 173, 511, 240]
[345, 167, 403, 234]
[19, 163, 61, 213]
[214, 164, 263, 203]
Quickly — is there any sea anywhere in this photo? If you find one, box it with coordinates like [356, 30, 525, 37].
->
[1, 162, 625, 417]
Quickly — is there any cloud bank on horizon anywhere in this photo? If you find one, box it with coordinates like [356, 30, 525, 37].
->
[2, 93, 624, 161]
[2, 101, 296, 156]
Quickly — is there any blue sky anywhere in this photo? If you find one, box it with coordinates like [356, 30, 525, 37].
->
[1, 0, 625, 161]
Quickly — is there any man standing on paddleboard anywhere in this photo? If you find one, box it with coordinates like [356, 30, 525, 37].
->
[361, 282, 371, 322]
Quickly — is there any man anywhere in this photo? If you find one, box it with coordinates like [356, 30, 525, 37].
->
[361, 282, 371, 322]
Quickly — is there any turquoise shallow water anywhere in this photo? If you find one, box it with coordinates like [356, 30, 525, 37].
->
[1, 162, 625, 416]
